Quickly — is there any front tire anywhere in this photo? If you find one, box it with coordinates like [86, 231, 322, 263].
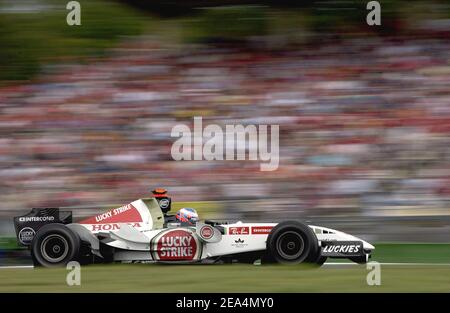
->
[314, 256, 327, 267]
[266, 221, 319, 265]
[349, 256, 368, 264]
[31, 224, 80, 267]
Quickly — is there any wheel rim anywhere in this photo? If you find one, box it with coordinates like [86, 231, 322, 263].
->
[275, 231, 305, 260]
[40, 234, 69, 263]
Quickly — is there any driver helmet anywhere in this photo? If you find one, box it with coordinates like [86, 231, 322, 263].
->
[175, 208, 199, 225]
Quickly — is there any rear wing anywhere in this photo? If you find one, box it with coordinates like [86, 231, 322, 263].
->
[13, 189, 171, 245]
[14, 208, 72, 246]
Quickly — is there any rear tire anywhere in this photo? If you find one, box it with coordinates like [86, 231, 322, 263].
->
[31, 223, 80, 267]
[266, 221, 319, 265]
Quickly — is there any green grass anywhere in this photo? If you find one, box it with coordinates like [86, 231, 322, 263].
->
[1, 243, 449, 292]
[172, 201, 223, 220]
[0, 237, 21, 250]
[371, 243, 450, 263]
[0, 264, 449, 292]
[2, 239, 449, 292]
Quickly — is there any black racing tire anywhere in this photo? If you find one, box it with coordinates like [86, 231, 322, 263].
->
[266, 221, 319, 265]
[314, 256, 327, 267]
[31, 223, 80, 267]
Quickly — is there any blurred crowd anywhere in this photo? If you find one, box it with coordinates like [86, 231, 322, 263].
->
[0, 32, 449, 235]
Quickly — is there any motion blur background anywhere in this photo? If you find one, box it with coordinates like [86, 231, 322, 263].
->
[0, 0, 449, 243]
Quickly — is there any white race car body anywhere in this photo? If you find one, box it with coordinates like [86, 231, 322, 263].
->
[14, 195, 375, 266]
[73, 198, 374, 263]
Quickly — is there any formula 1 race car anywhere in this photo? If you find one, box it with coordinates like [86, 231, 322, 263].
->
[13, 189, 374, 267]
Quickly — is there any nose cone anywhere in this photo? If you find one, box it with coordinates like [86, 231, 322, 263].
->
[362, 240, 375, 251]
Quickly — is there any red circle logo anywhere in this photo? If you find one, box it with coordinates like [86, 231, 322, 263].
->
[155, 229, 198, 261]
[200, 225, 214, 239]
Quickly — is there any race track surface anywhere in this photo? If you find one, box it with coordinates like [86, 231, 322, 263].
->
[0, 263, 449, 292]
